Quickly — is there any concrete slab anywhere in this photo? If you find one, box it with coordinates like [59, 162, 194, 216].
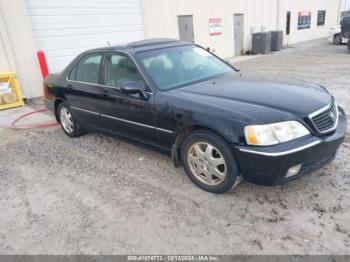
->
[0, 97, 56, 129]
[226, 54, 263, 64]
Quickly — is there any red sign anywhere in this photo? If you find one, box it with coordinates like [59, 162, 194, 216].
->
[298, 12, 311, 17]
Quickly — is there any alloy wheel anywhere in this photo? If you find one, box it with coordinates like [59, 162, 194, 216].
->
[60, 107, 74, 133]
[187, 142, 227, 186]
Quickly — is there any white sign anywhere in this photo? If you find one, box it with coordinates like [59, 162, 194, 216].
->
[0, 82, 11, 94]
[209, 18, 222, 36]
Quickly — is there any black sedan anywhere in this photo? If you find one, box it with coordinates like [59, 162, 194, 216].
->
[44, 38, 346, 193]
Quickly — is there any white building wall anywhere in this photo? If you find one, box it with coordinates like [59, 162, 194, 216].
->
[142, 0, 234, 59]
[0, 0, 43, 98]
[234, 0, 279, 51]
[277, 0, 341, 45]
[143, 0, 341, 57]
[0, 15, 12, 72]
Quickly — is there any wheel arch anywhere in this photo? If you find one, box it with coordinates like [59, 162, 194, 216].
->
[54, 98, 66, 122]
[171, 124, 237, 167]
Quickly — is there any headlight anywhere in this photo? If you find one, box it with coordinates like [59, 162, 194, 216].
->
[244, 121, 310, 146]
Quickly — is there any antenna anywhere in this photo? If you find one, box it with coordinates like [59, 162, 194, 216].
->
[107, 41, 111, 47]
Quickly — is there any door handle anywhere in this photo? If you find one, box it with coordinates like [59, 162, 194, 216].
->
[99, 91, 111, 98]
[66, 84, 73, 92]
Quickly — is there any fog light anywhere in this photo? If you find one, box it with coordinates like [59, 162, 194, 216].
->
[285, 164, 302, 178]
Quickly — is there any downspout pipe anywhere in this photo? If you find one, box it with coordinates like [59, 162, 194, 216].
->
[276, 0, 280, 30]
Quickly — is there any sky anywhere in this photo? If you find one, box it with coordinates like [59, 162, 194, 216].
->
[343, 0, 350, 11]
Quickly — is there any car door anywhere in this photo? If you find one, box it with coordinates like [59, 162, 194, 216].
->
[65, 53, 105, 127]
[97, 52, 156, 144]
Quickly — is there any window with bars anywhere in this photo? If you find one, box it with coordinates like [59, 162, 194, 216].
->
[317, 10, 326, 26]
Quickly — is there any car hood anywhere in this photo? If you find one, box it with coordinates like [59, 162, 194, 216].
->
[330, 25, 340, 31]
[173, 72, 331, 117]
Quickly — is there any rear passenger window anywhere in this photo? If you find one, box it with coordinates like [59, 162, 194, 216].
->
[68, 65, 77, 80]
[75, 54, 102, 84]
[104, 53, 143, 87]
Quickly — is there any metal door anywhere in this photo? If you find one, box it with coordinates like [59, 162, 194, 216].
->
[234, 14, 244, 55]
[178, 15, 194, 42]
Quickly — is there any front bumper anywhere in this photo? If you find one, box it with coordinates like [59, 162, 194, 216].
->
[328, 34, 334, 42]
[234, 111, 347, 186]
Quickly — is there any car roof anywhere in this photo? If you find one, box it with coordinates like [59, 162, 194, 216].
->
[85, 38, 192, 55]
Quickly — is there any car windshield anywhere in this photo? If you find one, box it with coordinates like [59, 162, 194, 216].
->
[136, 45, 234, 91]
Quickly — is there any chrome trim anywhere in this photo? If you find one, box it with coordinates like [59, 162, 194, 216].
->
[66, 77, 104, 87]
[308, 100, 338, 134]
[70, 106, 173, 134]
[71, 106, 99, 115]
[239, 140, 322, 157]
[101, 113, 154, 129]
[155, 127, 174, 134]
[309, 100, 334, 118]
[65, 77, 154, 95]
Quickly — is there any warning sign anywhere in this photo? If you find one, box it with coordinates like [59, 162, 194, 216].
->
[209, 18, 222, 36]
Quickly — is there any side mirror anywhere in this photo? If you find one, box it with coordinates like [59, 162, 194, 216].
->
[120, 81, 147, 99]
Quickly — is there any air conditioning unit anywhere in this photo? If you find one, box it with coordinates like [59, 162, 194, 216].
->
[252, 32, 271, 54]
[270, 31, 283, 51]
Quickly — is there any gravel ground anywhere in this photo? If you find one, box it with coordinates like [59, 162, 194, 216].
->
[0, 39, 349, 255]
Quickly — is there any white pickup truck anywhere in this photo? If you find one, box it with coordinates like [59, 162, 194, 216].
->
[328, 25, 348, 44]
[340, 16, 350, 52]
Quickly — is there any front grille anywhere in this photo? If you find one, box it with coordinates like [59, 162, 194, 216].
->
[309, 99, 338, 133]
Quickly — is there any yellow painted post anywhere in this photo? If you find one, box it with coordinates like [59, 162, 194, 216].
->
[0, 71, 24, 110]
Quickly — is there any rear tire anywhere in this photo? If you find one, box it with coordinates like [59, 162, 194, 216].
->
[58, 102, 85, 137]
[347, 41, 350, 53]
[181, 130, 238, 194]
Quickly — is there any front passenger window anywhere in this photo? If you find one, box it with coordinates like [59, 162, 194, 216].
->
[75, 54, 102, 84]
[104, 54, 144, 87]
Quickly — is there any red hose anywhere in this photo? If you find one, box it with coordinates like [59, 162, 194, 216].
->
[10, 108, 58, 130]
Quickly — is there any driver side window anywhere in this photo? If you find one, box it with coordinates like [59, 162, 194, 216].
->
[104, 53, 144, 88]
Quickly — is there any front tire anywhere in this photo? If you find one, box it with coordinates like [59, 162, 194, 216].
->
[58, 102, 85, 137]
[181, 130, 238, 194]
[333, 34, 342, 45]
